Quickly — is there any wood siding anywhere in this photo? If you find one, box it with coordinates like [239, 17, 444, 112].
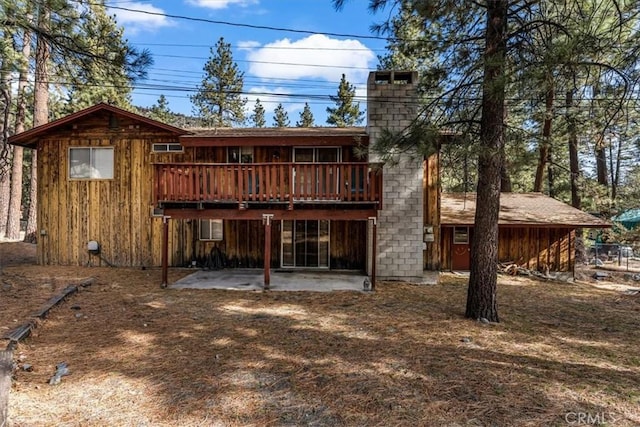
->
[36, 111, 190, 267]
[423, 152, 440, 270]
[35, 112, 369, 269]
[440, 226, 575, 272]
[163, 219, 366, 270]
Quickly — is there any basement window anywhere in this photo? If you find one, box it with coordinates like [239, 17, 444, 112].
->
[199, 219, 223, 241]
[152, 143, 183, 152]
[69, 147, 114, 179]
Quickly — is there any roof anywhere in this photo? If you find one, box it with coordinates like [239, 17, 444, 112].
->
[8, 103, 188, 148]
[179, 127, 368, 147]
[440, 192, 610, 228]
[185, 127, 366, 138]
[612, 208, 640, 227]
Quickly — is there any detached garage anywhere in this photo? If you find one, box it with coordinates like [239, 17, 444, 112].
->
[439, 193, 610, 273]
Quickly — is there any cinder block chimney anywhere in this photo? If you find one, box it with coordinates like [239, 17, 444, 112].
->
[367, 70, 424, 281]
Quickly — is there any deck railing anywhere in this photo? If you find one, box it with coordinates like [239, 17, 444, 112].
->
[153, 162, 383, 208]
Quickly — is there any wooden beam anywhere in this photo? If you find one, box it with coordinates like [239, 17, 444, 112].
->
[163, 208, 378, 221]
[161, 216, 169, 288]
[263, 214, 274, 290]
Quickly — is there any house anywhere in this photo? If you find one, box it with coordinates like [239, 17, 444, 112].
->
[8, 70, 608, 286]
[10, 71, 437, 288]
[439, 193, 609, 271]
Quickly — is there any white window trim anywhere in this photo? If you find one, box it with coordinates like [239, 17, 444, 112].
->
[227, 146, 254, 163]
[68, 147, 114, 180]
[292, 146, 342, 163]
[152, 143, 183, 153]
[453, 227, 470, 245]
[199, 219, 223, 241]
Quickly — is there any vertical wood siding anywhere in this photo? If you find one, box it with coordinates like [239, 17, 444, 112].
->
[440, 226, 575, 272]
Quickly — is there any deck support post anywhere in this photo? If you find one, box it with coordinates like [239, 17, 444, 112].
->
[263, 214, 274, 290]
[161, 215, 170, 288]
[369, 216, 377, 290]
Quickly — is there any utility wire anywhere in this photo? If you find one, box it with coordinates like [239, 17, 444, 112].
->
[98, 1, 391, 41]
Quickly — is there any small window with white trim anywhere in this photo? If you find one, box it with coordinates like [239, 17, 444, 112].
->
[453, 227, 469, 244]
[152, 143, 183, 152]
[199, 219, 223, 241]
[69, 147, 114, 179]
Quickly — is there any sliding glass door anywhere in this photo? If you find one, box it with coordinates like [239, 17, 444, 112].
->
[282, 220, 329, 268]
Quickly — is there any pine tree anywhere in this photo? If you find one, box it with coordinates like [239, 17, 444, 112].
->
[191, 37, 246, 127]
[326, 74, 363, 127]
[296, 103, 314, 127]
[273, 103, 290, 127]
[149, 95, 173, 124]
[251, 99, 266, 127]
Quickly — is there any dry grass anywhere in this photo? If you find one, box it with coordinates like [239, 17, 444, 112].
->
[2, 242, 639, 426]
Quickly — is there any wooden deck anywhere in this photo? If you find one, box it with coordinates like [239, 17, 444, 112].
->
[154, 162, 383, 209]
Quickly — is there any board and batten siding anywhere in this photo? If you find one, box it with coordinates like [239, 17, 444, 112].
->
[440, 226, 574, 272]
[36, 118, 190, 267]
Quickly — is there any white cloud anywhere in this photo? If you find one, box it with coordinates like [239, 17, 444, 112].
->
[109, 2, 173, 33]
[186, 0, 259, 9]
[237, 40, 261, 50]
[245, 87, 305, 123]
[243, 34, 375, 83]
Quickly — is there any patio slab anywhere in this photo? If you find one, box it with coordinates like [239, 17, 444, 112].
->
[170, 269, 369, 292]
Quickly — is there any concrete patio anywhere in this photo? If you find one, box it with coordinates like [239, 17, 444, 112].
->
[170, 269, 439, 292]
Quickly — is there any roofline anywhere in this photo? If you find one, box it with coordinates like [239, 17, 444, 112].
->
[8, 103, 188, 148]
[440, 222, 611, 228]
[180, 134, 369, 147]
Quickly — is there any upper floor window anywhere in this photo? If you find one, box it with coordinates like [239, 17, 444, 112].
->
[228, 146, 254, 163]
[152, 143, 183, 153]
[293, 147, 340, 163]
[69, 147, 114, 179]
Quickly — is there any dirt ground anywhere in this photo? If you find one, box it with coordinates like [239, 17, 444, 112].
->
[1, 242, 639, 426]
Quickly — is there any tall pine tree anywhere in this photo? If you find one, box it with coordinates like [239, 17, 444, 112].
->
[191, 37, 246, 127]
[273, 103, 290, 127]
[326, 74, 364, 127]
[296, 103, 314, 127]
[251, 99, 266, 127]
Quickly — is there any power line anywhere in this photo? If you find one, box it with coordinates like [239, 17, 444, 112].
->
[98, 1, 390, 41]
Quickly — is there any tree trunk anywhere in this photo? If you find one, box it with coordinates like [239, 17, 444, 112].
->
[25, 3, 50, 243]
[0, 29, 13, 239]
[608, 136, 622, 205]
[0, 173, 8, 238]
[466, 0, 507, 323]
[547, 144, 555, 197]
[0, 349, 12, 427]
[566, 90, 581, 210]
[534, 76, 554, 193]
[595, 136, 608, 187]
[500, 149, 512, 192]
[6, 28, 31, 240]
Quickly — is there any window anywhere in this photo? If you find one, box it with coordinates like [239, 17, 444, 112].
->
[228, 146, 253, 163]
[453, 227, 469, 244]
[69, 147, 114, 179]
[152, 143, 183, 152]
[199, 219, 223, 241]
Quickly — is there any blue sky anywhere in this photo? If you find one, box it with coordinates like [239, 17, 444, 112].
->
[108, 0, 390, 125]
